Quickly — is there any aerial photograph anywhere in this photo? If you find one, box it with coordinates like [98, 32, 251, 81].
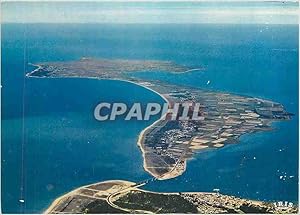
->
[1, 0, 299, 214]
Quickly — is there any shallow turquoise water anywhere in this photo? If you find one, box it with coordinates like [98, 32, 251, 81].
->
[1, 24, 298, 213]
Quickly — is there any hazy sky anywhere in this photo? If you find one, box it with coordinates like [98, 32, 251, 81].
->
[1, 1, 299, 24]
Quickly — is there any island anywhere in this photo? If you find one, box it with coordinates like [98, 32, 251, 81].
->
[27, 58, 292, 180]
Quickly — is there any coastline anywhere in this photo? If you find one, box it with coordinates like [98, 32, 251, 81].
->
[25, 61, 295, 212]
[44, 180, 134, 214]
[44, 179, 298, 214]
[25, 64, 293, 181]
[25, 64, 187, 180]
[26, 63, 43, 77]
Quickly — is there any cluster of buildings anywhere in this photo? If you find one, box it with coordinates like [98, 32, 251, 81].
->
[142, 84, 291, 178]
[181, 192, 297, 214]
[181, 193, 272, 213]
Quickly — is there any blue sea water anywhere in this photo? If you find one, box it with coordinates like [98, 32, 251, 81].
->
[1, 24, 298, 213]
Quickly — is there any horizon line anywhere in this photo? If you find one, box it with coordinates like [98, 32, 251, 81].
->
[1, 0, 299, 2]
[2, 22, 298, 24]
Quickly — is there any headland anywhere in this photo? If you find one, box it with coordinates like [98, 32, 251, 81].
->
[44, 180, 298, 214]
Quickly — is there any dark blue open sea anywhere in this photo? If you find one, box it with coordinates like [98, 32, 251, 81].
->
[2, 24, 298, 213]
